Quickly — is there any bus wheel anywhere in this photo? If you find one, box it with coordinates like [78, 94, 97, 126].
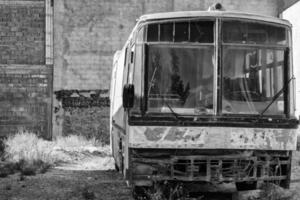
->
[236, 181, 257, 191]
[114, 162, 119, 172]
[132, 186, 149, 200]
[120, 152, 125, 176]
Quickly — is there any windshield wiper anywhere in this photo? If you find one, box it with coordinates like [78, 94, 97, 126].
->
[148, 64, 182, 122]
[148, 67, 158, 97]
[257, 76, 294, 118]
[161, 97, 182, 121]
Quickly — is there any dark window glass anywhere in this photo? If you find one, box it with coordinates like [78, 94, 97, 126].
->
[223, 21, 287, 45]
[222, 47, 285, 115]
[160, 23, 173, 41]
[175, 22, 189, 42]
[147, 45, 214, 115]
[147, 21, 214, 43]
[147, 24, 158, 42]
[190, 21, 214, 43]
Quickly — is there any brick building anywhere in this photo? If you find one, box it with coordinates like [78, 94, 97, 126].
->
[0, 0, 298, 139]
[0, 0, 52, 138]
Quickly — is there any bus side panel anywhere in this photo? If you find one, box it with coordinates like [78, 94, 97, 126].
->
[110, 51, 120, 155]
[111, 49, 126, 169]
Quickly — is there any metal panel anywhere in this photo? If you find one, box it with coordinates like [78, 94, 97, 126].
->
[129, 126, 297, 150]
[0, 65, 53, 139]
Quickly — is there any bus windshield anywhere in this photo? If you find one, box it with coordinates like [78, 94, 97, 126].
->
[142, 19, 289, 117]
[221, 20, 288, 115]
[146, 21, 215, 115]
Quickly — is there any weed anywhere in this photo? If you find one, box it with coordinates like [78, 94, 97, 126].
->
[5, 185, 11, 190]
[81, 185, 95, 200]
[55, 135, 98, 149]
[4, 132, 57, 165]
[19, 174, 25, 181]
[135, 182, 201, 200]
[260, 183, 296, 200]
[0, 139, 4, 158]
[0, 168, 9, 178]
[0, 162, 17, 177]
[16, 159, 51, 176]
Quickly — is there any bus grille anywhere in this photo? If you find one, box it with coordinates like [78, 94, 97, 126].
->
[132, 153, 290, 183]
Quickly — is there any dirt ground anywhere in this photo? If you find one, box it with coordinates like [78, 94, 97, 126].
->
[0, 168, 133, 200]
[0, 151, 299, 200]
[0, 141, 133, 200]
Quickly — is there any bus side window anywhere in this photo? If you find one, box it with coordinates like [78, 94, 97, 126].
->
[122, 47, 128, 86]
[123, 46, 131, 85]
[128, 45, 135, 84]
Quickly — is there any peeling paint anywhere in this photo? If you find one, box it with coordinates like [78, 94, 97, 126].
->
[164, 127, 186, 141]
[129, 126, 297, 150]
[274, 130, 295, 150]
[144, 127, 166, 141]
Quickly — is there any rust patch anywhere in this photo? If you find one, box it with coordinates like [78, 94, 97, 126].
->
[183, 133, 202, 142]
[274, 130, 294, 150]
[144, 127, 166, 141]
[164, 128, 186, 141]
[254, 129, 266, 139]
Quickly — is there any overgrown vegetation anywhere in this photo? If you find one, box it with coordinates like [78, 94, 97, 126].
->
[259, 183, 296, 200]
[63, 107, 110, 145]
[0, 132, 112, 177]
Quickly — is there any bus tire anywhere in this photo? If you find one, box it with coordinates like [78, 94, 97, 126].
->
[114, 162, 120, 172]
[236, 181, 257, 191]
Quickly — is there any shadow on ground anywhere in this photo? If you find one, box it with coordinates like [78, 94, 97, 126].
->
[0, 169, 133, 200]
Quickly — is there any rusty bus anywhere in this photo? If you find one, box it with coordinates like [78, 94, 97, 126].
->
[110, 5, 298, 199]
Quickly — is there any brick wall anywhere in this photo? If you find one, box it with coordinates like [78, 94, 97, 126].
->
[0, 1, 51, 139]
[0, 2, 45, 64]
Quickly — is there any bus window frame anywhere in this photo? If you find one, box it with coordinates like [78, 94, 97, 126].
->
[122, 46, 129, 87]
[131, 26, 146, 114]
[219, 18, 291, 118]
[144, 18, 216, 44]
[141, 19, 217, 116]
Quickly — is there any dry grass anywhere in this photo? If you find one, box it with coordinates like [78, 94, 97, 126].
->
[4, 132, 58, 164]
[2, 132, 113, 176]
[55, 135, 98, 147]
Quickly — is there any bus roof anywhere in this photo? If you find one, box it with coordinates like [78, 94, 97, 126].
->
[138, 11, 291, 27]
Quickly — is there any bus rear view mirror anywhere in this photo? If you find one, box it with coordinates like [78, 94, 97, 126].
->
[123, 84, 135, 109]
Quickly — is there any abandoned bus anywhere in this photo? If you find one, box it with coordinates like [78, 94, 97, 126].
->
[110, 7, 298, 197]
